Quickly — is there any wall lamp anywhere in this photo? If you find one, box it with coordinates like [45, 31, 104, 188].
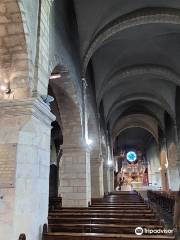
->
[107, 160, 113, 166]
[49, 73, 61, 80]
[0, 83, 11, 94]
[86, 138, 93, 145]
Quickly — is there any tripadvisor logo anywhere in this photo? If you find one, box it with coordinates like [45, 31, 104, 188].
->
[135, 227, 143, 235]
[135, 227, 174, 235]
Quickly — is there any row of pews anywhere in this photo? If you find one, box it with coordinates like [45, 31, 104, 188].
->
[42, 191, 175, 240]
[49, 197, 62, 211]
[147, 190, 176, 214]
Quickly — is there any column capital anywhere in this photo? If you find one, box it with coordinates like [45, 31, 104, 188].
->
[0, 97, 56, 126]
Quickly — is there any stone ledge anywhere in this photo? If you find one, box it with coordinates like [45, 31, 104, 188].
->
[0, 97, 55, 126]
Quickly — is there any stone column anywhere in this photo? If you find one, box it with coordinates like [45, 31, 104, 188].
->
[167, 125, 180, 190]
[174, 124, 180, 176]
[103, 165, 110, 195]
[59, 145, 91, 207]
[91, 157, 104, 198]
[167, 167, 179, 190]
[109, 167, 114, 193]
[0, 98, 55, 240]
[160, 139, 169, 191]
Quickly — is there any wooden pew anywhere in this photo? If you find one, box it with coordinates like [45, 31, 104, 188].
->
[48, 223, 163, 234]
[42, 232, 175, 240]
[48, 212, 156, 219]
[48, 216, 160, 225]
[51, 208, 153, 213]
[43, 191, 174, 240]
[147, 190, 176, 214]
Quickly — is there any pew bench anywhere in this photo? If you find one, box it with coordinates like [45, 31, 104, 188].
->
[51, 209, 153, 213]
[42, 232, 175, 240]
[48, 212, 156, 219]
[48, 216, 160, 225]
[47, 223, 163, 234]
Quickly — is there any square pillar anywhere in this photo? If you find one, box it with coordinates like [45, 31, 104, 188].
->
[160, 169, 169, 191]
[59, 145, 91, 207]
[91, 158, 104, 198]
[103, 165, 110, 195]
[167, 166, 180, 190]
[0, 98, 55, 240]
[109, 167, 114, 193]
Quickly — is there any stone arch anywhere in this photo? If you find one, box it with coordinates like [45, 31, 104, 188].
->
[97, 65, 180, 104]
[109, 102, 164, 133]
[112, 114, 158, 143]
[48, 65, 91, 207]
[48, 85, 63, 201]
[48, 0, 82, 105]
[106, 93, 174, 122]
[0, 0, 30, 99]
[49, 65, 83, 147]
[83, 8, 180, 76]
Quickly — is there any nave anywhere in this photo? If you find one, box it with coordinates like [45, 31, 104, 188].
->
[1, 1, 180, 239]
[42, 191, 175, 240]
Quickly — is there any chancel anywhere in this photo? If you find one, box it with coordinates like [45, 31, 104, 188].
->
[0, 1, 180, 240]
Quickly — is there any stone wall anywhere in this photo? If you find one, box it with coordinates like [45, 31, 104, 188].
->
[0, 0, 30, 98]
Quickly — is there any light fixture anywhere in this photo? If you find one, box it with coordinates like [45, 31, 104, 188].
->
[158, 167, 162, 171]
[86, 138, 93, 145]
[165, 162, 168, 169]
[107, 160, 113, 166]
[49, 73, 61, 80]
[0, 85, 6, 91]
[0, 84, 11, 94]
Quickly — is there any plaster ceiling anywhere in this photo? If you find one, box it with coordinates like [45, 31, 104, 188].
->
[73, 0, 180, 145]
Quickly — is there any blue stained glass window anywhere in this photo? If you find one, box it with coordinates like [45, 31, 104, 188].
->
[126, 151, 137, 162]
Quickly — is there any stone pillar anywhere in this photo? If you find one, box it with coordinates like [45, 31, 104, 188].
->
[109, 167, 114, 192]
[0, 98, 55, 240]
[174, 124, 180, 176]
[59, 145, 91, 207]
[91, 157, 104, 198]
[167, 167, 180, 190]
[167, 125, 180, 190]
[160, 168, 169, 191]
[103, 165, 110, 195]
[160, 139, 169, 191]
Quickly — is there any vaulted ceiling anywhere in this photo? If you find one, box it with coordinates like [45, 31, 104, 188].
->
[73, 0, 180, 146]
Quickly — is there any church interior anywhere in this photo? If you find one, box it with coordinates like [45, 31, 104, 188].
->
[0, 0, 180, 239]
